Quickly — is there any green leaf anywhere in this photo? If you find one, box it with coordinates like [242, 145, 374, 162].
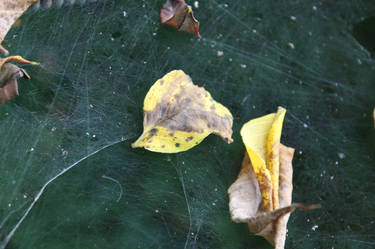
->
[0, 1, 374, 248]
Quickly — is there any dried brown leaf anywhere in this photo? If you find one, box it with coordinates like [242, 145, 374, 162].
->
[0, 0, 36, 55]
[160, 0, 200, 38]
[0, 56, 39, 105]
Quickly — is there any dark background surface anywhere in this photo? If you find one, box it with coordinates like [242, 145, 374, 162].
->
[0, 0, 374, 248]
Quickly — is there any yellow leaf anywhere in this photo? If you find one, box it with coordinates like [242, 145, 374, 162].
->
[240, 108, 286, 211]
[228, 144, 320, 249]
[132, 70, 233, 153]
[266, 107, 286, 209]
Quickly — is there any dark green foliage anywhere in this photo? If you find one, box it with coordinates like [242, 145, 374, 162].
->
[0, 1, 374, 248]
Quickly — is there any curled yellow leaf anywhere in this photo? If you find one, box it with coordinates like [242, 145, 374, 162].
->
[229, 108, 319, 249]
[240, 107, 286, 211]
[132, 70, 233, 153]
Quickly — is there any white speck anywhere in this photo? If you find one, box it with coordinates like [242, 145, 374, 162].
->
[51, 127, 56, 132]
[194, 1, 199, 8]
[330, 176, 334, 180]
[288, 42, 295, 49]
[191, 232, 194, 235]
[30, 147, 35, 152]
[303, 123, 308, 128]
[299, 150, 303, 155]
[335, 161, 339, 165]
[290, 16, 296, 21]
[89, 104, 94, 109]
[8, 203, 11, 207]
[338, 153, 345, 159]
[212, 202, 216, 206]
[23, 194, 27, 199]
[62, 149, 68, 157]
[312, 5, 317, 11]
[86, 132, 90, 136]
[308, 31, 312, 36]
[214, 188, 218, 192]
[229, 58, 233, 62]
[111, 37, 115, 41]
[143, 61, 147, 64]
[92, 134, 96, 138]
[155, 209, 159, 213]
[123, 11, 127, 17]
[223, 3, 228, 7]
[252, 29, 257, 33]
[240, 64, 247, 68]
[357, 58, 362, 65]
[217, 50, 224, 56]
[252, 105, 256, 109]
[152, 32, 157, 36]
[307, 218, 310, 222]
[312, 225, 319, 231]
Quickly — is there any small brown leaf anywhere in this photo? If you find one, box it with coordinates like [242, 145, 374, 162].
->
[0, 0, 37, 55]
[0, 56, 39, 105]
[160, 0, 201, 38]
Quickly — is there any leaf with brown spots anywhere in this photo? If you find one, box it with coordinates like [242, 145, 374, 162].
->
[132, 70, 233, 153]
[228, 109, 319, 249]
[160, 0, 200, 38]
[0, 55, 39, 105]
[0, 0, 37, 55]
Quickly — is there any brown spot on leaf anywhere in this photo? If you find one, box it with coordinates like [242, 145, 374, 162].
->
[146, 128, 158, 140]
[160, 80, 164, 85]
[169, 132, 174, 136]
[175, 143, 180, 147]
[185, 136, 193, 142]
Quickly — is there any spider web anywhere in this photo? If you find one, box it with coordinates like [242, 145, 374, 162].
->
[0, 0, 374, 248]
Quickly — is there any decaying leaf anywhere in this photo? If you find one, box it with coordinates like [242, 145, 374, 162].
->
[132, 70, 233, 153]
[0, 56, 39, 105]
[0, 0, 37, 55]
[228, 108, 319, 249]
[160, 0, 201, 38]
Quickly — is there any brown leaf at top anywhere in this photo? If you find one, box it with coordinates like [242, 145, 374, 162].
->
[228, 144, 319, 249]
[0, 0, 37, 55]
[0, 55, 39, 105]
[160, 0, 200, 38]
